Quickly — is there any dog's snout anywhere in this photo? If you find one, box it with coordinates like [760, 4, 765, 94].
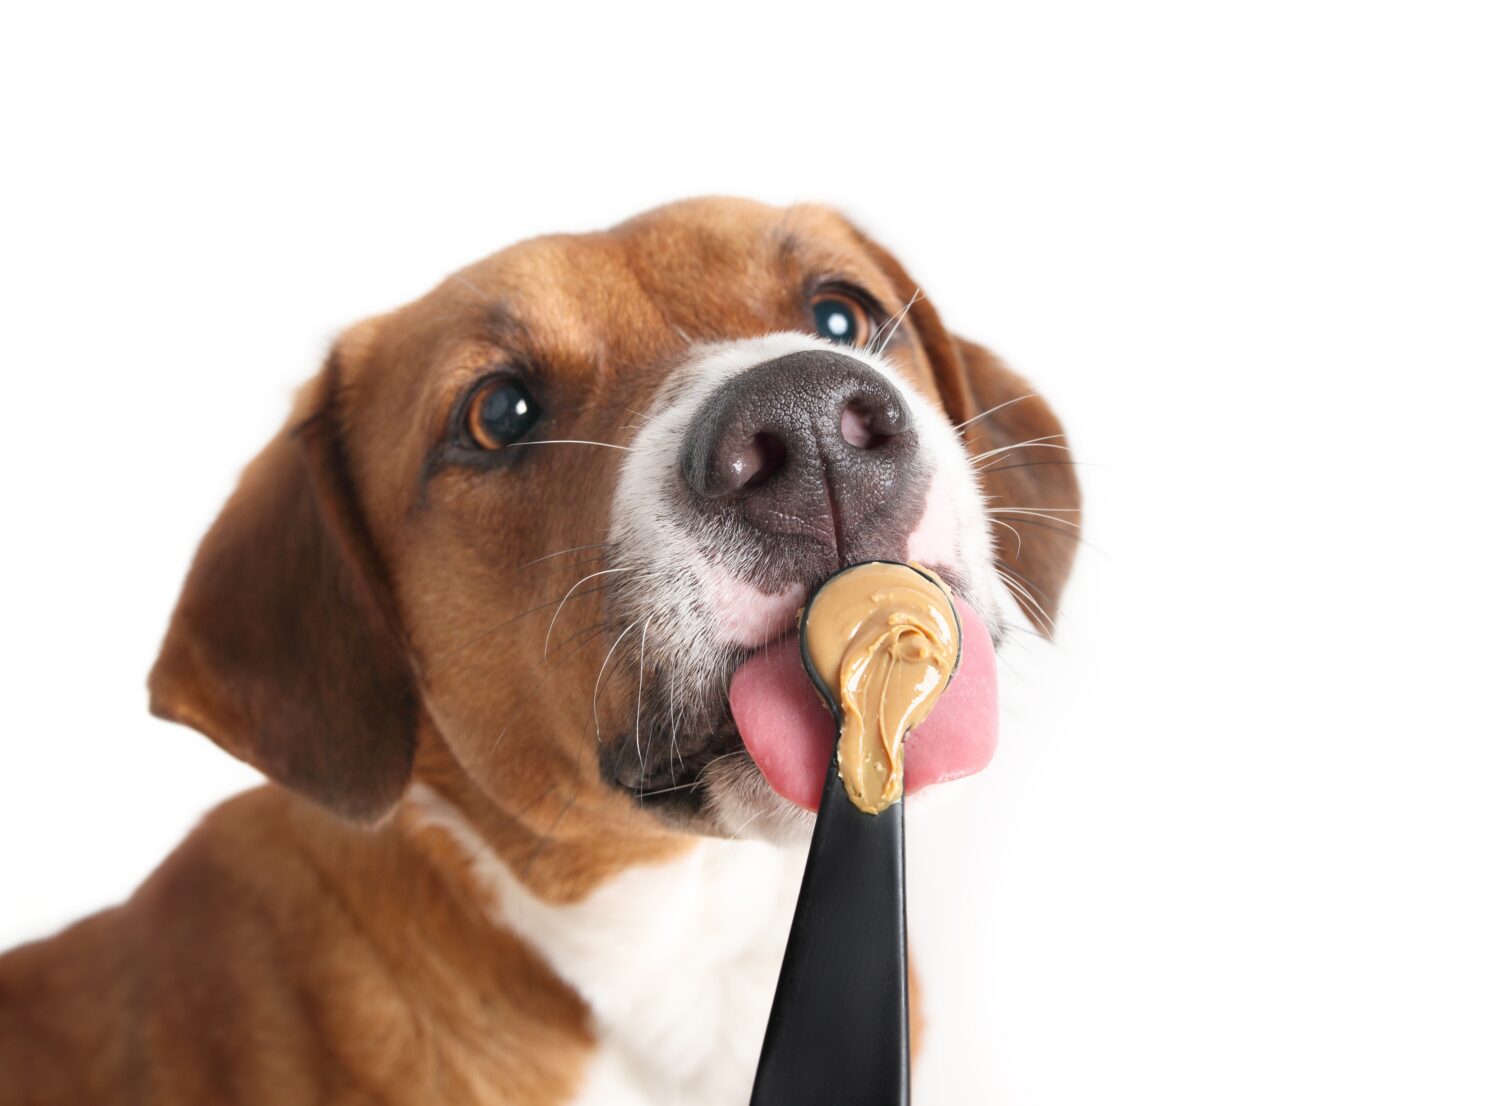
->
[679, 350, 921, 563]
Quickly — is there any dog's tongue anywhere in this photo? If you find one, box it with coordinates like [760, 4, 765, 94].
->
[728, 597, 999, 811]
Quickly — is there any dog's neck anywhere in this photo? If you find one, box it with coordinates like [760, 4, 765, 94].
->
[406, 723, 696, 899]
[404, 782, 804, 1105]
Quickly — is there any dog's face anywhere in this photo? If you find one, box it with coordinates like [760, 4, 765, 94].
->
[149, 198, 1078, 850]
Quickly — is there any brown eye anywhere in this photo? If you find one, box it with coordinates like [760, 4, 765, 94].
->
[810, 291, 872, 347]
[465, 378, 540, 450]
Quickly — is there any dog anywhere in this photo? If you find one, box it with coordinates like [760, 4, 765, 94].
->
[0, 198, 1079, 1104]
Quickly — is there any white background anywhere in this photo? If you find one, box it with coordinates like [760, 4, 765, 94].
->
[3, 2, 1497, 1102]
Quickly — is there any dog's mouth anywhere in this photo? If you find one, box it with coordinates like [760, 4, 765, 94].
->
[600, 576, 1002, 839]
[594, 332, 1014, 837]
[597, 650, 752, 830]
[602, 708, 749, 820]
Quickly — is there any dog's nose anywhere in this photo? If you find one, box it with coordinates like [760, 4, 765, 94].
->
[680, 350, 919, 559]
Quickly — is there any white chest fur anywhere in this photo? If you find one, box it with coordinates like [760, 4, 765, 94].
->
[407, 786, 806, 1105]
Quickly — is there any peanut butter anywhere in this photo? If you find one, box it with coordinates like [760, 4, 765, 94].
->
[802, 563, 961, 815]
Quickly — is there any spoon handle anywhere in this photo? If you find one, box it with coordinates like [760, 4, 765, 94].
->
[749, 747, 910, 1106]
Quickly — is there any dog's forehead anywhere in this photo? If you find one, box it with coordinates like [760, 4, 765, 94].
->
[611, 199, 894, 312]
[359, 200, 887, 400]
[436, 199, 887, 336]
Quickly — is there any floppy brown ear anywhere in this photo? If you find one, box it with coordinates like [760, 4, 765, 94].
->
[852, 228, 1082, 632]
[148, 346, 418, 821]
[946, 337, 1081, 632]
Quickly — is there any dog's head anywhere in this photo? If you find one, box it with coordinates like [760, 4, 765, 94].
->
[148, 198, 1079, 851]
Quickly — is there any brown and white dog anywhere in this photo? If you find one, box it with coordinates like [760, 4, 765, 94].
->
[0, 198, 1078, 1105]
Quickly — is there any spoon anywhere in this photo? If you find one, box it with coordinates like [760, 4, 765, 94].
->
[750, 561, 961, 1106]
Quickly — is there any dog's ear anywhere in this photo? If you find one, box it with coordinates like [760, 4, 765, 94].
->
[945, 337, 1081, 631]
[851, 227, 1082, 632]
[148, 337, 418, 821]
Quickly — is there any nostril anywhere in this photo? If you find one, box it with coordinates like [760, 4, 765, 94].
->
[729, 431, 786, 491]
[840, 404, 889, 450]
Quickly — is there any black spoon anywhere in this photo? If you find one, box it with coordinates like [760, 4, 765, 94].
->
[750, 562, 960, 1106]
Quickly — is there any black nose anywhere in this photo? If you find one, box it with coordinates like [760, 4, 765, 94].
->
[679, 350, 923, 569]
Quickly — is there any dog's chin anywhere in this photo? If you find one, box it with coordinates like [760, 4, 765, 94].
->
[700, 751, 816, 844]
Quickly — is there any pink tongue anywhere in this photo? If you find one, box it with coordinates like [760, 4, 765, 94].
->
[728, 598, 998, 811]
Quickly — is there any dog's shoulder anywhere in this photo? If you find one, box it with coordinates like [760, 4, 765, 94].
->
[0, 789, 337, 1103]
[0, 787, 598, 1105]
[0, 901, 136, 1104]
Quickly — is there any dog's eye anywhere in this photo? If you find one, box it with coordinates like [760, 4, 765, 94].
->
[465, 379, 540, 450]
[810, 291, 872, 347]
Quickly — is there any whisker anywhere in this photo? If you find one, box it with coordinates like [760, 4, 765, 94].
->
[970, 433, 1070, 463]
[996, 557, 1059, 604]
[990, 517, 1024, 552]
[637, 778, 702, 797]
[485, 620, 609, 760]
[593, 616, 646, 744]
[996, 567, 1055, 634]
[509, 780, 561, 822]
[727, 807, 764, 840]
[666, 669, 679, 778]
[993, 515, 1085, 543]
[507, 439, 630, 451]
[637, 750, 745, 797]
[634, 618, 653, 778]
[873, 287, 923, 356]
[992, 559, 1060, 634]
[986, 508, 1083, 530]
[976, 448, 1076, 475]
[519, 542, 608, 568]
[997, 514, 1108, 556]
[521, 601, 655, 877]
[544, 567, 632, 660]
[520, 792, 580, 879]
[524, 552, 612, 581]
[429, 580, 614, 663]
[984, 459, 1088, 475]
[954, 392, 1039, 430]
[999, 614, 1047, 642]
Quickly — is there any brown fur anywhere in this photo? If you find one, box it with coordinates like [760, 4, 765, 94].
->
[0, 198, 1078, 1104]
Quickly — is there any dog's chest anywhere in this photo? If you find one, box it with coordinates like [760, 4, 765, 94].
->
[411, 790, 803, 1105]
[541, 840, 803, 1105]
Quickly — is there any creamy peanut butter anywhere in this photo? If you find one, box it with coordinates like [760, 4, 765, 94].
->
[802, 562, 961, 815]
